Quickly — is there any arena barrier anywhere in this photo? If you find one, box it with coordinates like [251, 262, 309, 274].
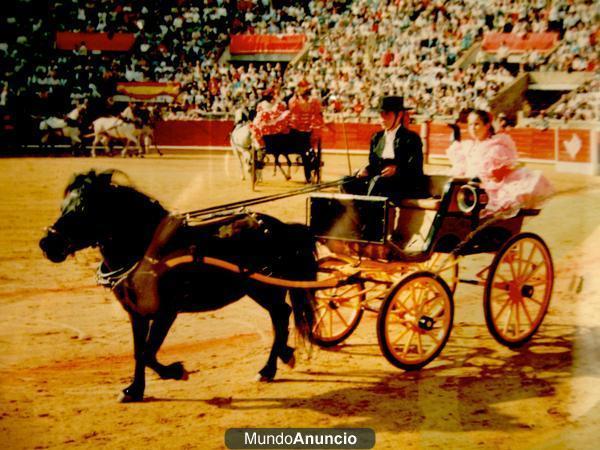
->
[155, 120, 598, 174]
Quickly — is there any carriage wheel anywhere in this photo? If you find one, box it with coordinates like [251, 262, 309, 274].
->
[484, 232, 553, 348]
[377, 272, 454, 370]
[311, 257, 364, 347]
[417, 253, 459, 294]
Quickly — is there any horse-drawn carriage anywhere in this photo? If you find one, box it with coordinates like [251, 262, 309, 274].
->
[307, 175, 553, 369]
[251, 130, 322, 189]
[40, 170, 553, 401]
[231, 122, 322, 190]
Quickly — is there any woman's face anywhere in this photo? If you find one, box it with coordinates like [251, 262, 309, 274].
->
[467, 112, 491, 141]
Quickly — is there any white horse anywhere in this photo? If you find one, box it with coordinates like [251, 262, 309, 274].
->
[89, 117, 143, 158]
[230, 122, 255, 180]
[39, 117, 82, 149]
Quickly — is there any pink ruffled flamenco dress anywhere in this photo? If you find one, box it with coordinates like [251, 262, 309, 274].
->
[447, 133, 554, 217]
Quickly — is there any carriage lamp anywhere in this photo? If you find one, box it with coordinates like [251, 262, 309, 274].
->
[457, 182, 488, 214]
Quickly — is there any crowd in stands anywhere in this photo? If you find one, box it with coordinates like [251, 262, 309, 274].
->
[547, 76, 599, 121]
[0, 0, 598, 137]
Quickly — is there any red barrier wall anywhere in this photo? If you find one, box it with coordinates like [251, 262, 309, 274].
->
[229, 34, 306, 54]
[155, 120, 233, 147]
[155, 120, 592, 164]
[557, 129, 590, 162]
[56, 32, 136, 51]
[428, 123, 556, 160]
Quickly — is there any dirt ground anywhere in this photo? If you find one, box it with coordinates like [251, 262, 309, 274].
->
[0, 153, 598, 450]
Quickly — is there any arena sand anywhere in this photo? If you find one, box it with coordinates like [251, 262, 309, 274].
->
[0, 154, 598, 449]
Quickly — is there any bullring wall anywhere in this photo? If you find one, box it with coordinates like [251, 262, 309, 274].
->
[155, 120, 598, 174]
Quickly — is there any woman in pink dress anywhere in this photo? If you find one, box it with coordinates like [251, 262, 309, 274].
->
[447, 109, 554, 216]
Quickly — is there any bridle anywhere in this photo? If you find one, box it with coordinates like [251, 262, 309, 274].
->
[96, 261, 139, 289]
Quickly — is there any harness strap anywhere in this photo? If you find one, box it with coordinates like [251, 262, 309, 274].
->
[158, 250, 342, 289]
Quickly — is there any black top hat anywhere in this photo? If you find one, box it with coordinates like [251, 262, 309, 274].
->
[377, 96, 411, 112]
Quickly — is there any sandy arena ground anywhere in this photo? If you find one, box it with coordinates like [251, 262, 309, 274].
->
[0, 153, 598, 449]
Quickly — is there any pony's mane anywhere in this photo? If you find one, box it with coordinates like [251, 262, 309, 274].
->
[65, 169, 135, 195]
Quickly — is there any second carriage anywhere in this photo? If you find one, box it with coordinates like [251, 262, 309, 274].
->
[251, 130, 322, 189]
[307, 175, 554, 370]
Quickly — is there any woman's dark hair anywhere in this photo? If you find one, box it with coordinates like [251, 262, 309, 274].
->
[469, 109, 495, 136]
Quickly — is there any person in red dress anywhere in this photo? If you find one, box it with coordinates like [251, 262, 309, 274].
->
[249, 88, 290, 148]
[287, 80, 324, 149]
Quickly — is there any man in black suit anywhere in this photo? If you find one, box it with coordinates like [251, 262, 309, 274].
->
[342, 96, 427, 199]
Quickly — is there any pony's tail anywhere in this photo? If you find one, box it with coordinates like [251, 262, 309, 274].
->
[286, 223, 318, 342]
[289, 288, 315, 342]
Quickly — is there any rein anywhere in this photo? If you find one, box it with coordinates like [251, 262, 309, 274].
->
[183, 178, 347, 220]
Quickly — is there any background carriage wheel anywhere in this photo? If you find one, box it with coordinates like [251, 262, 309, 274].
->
[484, 232, 554, 348]
[311, 257, 364, 347]
[377, 272, 454, 370]
[417, 252, 459, 294]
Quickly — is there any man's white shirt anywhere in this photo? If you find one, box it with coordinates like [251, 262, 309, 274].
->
[381, 125, 400, 159]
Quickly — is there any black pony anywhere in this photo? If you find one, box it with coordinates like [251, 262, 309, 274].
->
[39, 170, 316, 402]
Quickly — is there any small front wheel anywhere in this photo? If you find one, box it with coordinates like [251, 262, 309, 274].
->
[377, 272, 454, 370]
[311, 257, 364, 347]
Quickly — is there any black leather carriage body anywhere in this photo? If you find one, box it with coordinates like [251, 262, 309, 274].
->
[308, 193, 389, 244]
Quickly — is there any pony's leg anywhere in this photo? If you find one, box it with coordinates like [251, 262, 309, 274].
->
[120, 314, 150, 402]
[232, 144, 247, 181]
[274, 155, 292, 180]
[250, 287, 294, 381]
[135, 139, 143, 158]
[91, 136, 99, 157]
[102, 136, 111, 156]
[121, 141, 130, 157]
[144, 311, 189, 380]
[284, 154, 293, 179]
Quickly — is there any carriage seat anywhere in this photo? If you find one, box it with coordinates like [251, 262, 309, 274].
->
[394, 175, 451, 210]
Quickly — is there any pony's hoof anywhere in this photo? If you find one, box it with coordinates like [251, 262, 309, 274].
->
[284, 354, 296, 369]
[161, 362, 189, 380]
[255, 374, 274, 383]
[118, 391, 143, 403]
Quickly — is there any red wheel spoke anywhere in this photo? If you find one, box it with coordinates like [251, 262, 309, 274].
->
[519, 298, 534, 326]
[402, 330, 415, 357]
[333, 307, 350, 328]
[391, 326, 411, 346]
[503, 303, 514, 336]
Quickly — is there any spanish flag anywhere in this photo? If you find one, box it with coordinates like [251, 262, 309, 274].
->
[116, 82, 180, 100]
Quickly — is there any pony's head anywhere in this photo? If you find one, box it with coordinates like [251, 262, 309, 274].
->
[39, 170, 127, 262]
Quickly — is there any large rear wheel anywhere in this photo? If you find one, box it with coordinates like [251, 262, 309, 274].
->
[484, 232, 553, 348]
[377, 272, 454, 370]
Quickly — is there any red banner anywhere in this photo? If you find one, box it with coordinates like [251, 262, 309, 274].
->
[482, 32, 558, 53]
[116, 82, 180, 100]
[56, 32, 136, 51]
[229, 34, 306, 54]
